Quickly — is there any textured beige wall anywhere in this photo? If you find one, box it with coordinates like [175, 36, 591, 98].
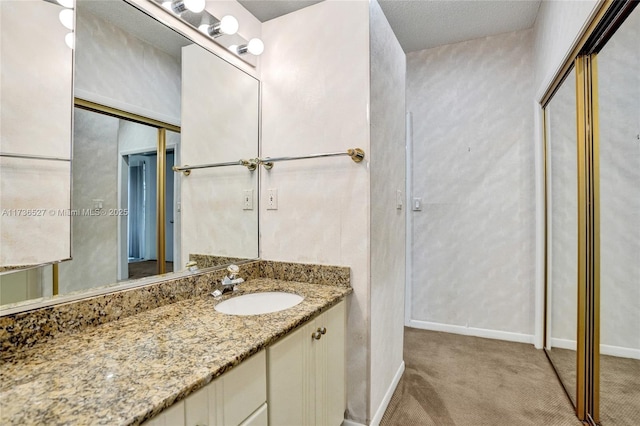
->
[261, 1, 371, 422]
[407, 30, 536, 341]
[369, 0, 406, 420]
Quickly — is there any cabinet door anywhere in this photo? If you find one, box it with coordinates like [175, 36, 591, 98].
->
[185, 381, 217, 426]
[145, 400, 185, 426]
[221, 351, 266, 426]
[314, 301, 346, 426]
[268, 300, 346, 426]
[239, 403, 268, 426]
[267, 321, 315, 426]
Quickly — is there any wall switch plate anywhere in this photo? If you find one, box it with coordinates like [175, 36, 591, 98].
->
[412, 197, 422, 211]
[396, 190, 403, 210]
[243, 189, 253, 210]
[267, 189, 278, 210]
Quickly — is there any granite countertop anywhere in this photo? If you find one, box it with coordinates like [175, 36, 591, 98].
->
[0, 278, 351, 425]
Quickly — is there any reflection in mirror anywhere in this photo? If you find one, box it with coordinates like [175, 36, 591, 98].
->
[545, 67, 578, 406]
[596, 6, 640, 424]
[0, 0, 259, 311]
[0, 0, 73, 268]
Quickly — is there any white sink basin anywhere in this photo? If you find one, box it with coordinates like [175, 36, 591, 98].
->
[214, 292, 304, 315]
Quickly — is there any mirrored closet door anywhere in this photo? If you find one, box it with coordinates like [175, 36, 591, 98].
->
[544, 1, 639, 424]
[595, 5, 640, 425]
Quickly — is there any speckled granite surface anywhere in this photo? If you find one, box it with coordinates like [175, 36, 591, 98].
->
[0, 278, 351, 425]
[188, 254, 253, 269]
[260, 260, 350, 287]
[0, 262, 261, 355]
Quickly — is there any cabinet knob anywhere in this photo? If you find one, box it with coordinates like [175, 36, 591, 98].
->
[318, 327, 327, 335]
[312, 331, 322, 340]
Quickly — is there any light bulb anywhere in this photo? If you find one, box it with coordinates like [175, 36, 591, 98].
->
[59, 9, 74, 30]
[56, 0, 74, 8]
[229, 44, 238, 53]
[247, 38, 264, 55]
[162, 1, 173, 11]
[65, 32, 75, 49]
[184, 0, 205, 13]
[219, 15, 239, 35]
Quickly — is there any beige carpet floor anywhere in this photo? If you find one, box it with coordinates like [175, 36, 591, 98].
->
[128, 261, 173, 279]
[547, 347, 640, 425]
[380, 328, 582, 426]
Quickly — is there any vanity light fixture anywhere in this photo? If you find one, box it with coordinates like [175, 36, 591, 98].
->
[235, 38, 264, 56]
[59, 8, 74, 30]
[56, 0, 73, 8]
[164, 0, 205, 14]
[149, 0, 260, 66]
[198, 15, 239, 37]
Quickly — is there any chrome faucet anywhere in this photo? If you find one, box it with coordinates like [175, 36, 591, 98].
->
[211, 264, 244, 298]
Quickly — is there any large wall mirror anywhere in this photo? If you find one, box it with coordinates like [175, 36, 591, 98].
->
[0, 0, 73, 269]
[0, 0, 259, 310]
[596, 6, 639, 424]
[545, 66, 578, 408]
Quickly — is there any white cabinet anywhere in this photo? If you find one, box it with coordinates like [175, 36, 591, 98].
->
[145, 400, 185, 426]
[145, 351, 267, 426]
[267, 300, 346, 426]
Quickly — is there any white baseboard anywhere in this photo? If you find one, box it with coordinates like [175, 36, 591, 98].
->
[344, 362, 405, 426]
[550, 337, 576, 351]
[370, 361, 405, 426]
[549, 338, 639, 360]
[601, 344, 640, 360]
[408, 320, 534, 345]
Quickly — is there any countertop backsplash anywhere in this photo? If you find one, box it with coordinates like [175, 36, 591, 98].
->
[0, 259, 350, 358]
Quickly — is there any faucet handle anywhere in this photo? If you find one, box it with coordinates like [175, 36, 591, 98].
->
[227, 264, 240, 279]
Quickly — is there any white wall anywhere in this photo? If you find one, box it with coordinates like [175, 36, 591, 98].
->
[260, 1, 371, 422]
[406, 30, 536, 343]
[368, 0, 406, 423]
[532, 0, 600, 100]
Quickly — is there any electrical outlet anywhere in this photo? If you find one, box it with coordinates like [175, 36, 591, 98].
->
[412, 197, 422, 211]
[267, 188, 278, 210]
[243, 189, 253, 210]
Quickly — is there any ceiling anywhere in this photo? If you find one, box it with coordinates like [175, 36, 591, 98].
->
[237, 0, 543, 53]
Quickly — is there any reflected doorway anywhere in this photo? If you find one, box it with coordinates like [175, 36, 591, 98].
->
[122, 149, 176, 280]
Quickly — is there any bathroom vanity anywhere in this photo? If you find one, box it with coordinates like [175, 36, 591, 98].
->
[0, 261, 351, 425]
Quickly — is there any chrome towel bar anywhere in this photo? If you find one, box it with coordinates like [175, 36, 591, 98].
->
[172, 159, 257, 176]
[260, 148, 365, 170]
[172, 148, 365, 175]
